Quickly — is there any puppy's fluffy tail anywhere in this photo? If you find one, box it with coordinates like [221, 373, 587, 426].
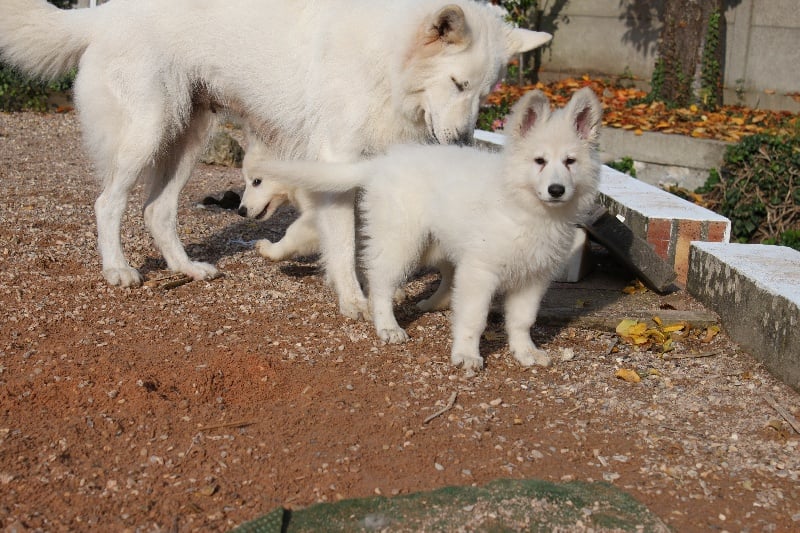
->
[255, 159, 373, 194]
[0, 0, 92, 80]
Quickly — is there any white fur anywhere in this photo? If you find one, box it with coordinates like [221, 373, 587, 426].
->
[0, 0, 550, 319]
[256, 88, 603, 370]
[239, 130, 319, 261]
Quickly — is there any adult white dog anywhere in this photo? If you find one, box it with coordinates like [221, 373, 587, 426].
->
[255, 88, 603, 370]
[0, 0, 550, 319]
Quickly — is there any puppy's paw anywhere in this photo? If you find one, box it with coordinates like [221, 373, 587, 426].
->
[256, 239, 286, 261]
[416, 296, 450, 312]
[183, 261, 220, 281]
[451, 352, 484, 371]
[377, 327, 410, 344]
[103, 267, 143, 288]
[513, 347, 552, 367]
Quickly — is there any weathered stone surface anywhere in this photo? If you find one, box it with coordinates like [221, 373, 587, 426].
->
[688, 242, 800, 391]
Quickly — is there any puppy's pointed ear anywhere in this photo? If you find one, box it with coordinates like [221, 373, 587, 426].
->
[567, 87, 603, 143]
[506, 29, 551, 56]
[424, 5, 471, 47]
[505, 90, 551, 140]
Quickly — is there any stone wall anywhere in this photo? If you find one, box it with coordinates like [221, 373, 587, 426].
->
[537, 0, 799, 112]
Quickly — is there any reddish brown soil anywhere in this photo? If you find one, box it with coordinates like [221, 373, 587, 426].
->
[1, 112, 798, 532]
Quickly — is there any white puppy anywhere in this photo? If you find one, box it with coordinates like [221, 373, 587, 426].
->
[238, 133, 319, 261]
[0, 0, 550, 320]
[254, 88, 603, 370]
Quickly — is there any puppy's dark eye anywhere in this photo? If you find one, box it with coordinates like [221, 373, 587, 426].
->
[534, 157, 546, 166]
[564, 157, 576, 167]
[252, 178, 262, 187]
[451, 77, 468, 92]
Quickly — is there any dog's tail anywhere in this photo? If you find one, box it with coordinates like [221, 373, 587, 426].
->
[0, 0, 93, 80]
[254, 159, 373, 194]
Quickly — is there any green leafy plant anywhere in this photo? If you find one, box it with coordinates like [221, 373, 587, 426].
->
[607, 157, 637, 177]
[699, 134, 800, 249]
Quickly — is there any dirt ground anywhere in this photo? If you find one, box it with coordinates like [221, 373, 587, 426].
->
[1, 111, 799, 532]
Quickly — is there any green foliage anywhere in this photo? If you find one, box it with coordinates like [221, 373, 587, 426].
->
[698, 10, 722, 110]
[477, 95, 512, 132]
[607, 157, 637, 178]
[0, 65, 75, 112]
[699, 134, 800, 249]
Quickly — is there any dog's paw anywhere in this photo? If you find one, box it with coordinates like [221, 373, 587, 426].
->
[416, 296, 450, 312]
[103, 267, 143, 288]
[255, 239, 285, 261]
[339, 296, 371, 322]
[183, 261, 220, 281]
[451, 352, 484, 371]
[377, 327, 410, 344]
[513, 347, 552, 367]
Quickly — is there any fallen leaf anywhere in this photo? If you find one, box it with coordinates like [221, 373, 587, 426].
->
[700, 325, 721, 343]
[615, 368, 641, 383]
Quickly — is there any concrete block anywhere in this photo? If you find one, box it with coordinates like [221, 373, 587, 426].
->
[688, 242, 800, 391]
[598, 167, 731, 285]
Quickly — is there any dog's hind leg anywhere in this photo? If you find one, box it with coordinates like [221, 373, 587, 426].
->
[504, 280, 551, 367]
[143, 107, 219, 281]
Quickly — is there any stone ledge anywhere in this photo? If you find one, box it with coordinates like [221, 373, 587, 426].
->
[687, 242, 800, 391]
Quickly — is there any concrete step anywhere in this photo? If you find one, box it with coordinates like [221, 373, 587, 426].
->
[688, 242, 800, 391]
[598, 166, 730, 285]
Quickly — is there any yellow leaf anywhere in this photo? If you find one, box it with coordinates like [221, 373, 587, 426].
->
[652, 316, 663, 327]
[615, 368, 641, 383]
[701, 325, 721, 343]
[662, 323, 686, 333]
[615, 319, 639, 336]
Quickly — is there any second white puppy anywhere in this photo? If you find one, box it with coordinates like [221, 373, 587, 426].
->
[257, 88, 602, 370]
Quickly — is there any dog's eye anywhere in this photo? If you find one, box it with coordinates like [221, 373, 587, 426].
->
[534, 157, 546, 166]
[451, 77, 468, 92]
[564, 157, 576, 167]
[252, 179, 262, 187]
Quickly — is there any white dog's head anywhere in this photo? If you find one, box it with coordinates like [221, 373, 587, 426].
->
[237, 140, 296, 220]
[399, 2, 551, 145]
[503, 87, 603, 212]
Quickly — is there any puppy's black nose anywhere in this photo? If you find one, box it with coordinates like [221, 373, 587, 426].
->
[548, 184, 566, 198]
[237, 206, 248, 217]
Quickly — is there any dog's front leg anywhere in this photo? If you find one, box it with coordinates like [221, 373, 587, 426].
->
[504, 279, 551, 367]
[314, 191, 369, 320]
[449, 265, 499, 370]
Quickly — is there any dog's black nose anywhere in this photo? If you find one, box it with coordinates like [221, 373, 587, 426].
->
[454, 130, 474, 147]
[237, 206, 248, 217]
[548, 184, 566, 198]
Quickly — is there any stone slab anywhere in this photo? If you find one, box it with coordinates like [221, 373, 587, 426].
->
[687, 242, 800, 391]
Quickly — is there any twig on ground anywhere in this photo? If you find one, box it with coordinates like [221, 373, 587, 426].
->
[423, 391, 458, 424]
[663, 349, 722, 360]
[144, 273, 193, 290]
[763, 393, 800, 435]
[199, 420, 256, 432]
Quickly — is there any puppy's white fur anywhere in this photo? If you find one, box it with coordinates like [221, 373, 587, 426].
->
[239, 132, 319, 261]
[255, 88, 603, 370]
[0, 0, 550, 319]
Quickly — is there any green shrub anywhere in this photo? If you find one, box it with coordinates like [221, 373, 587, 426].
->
[699, 133, 800, 249]
[607, 156, 637, 178]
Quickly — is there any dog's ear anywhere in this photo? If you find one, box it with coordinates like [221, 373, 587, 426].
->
[506, 90, 551, 139]
[506, 29, 551, 56]
[423, 5, 471, 48]
[567, 87, 603, 143]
